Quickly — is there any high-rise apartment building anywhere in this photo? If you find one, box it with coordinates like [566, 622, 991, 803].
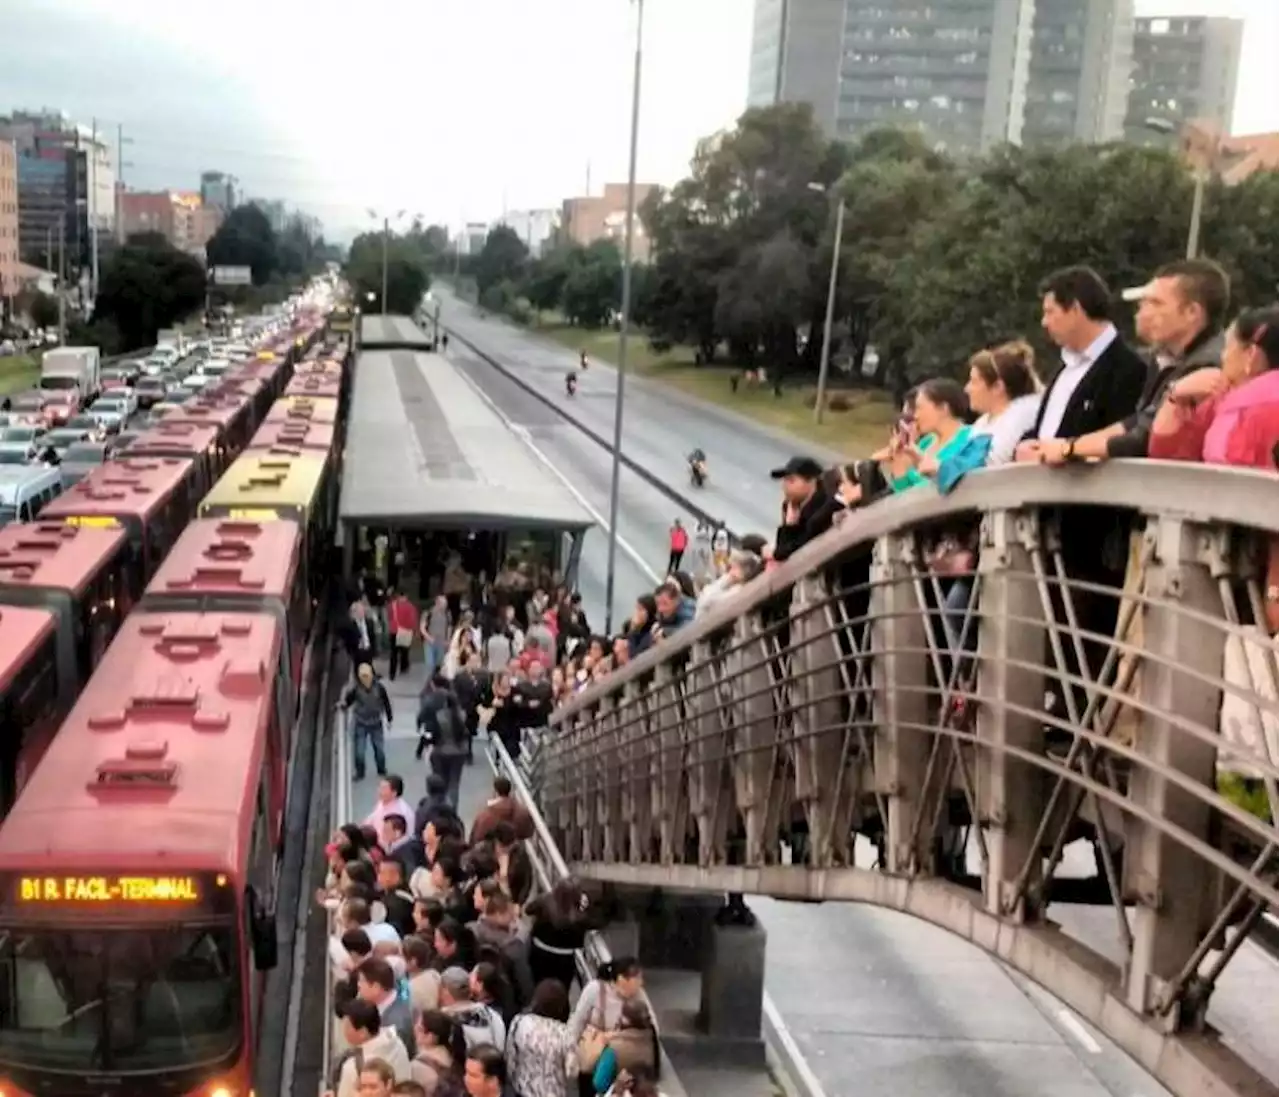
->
[747, 0, 846, 134]
[0, 111, 116, 279]
[1022, 0, 1133, 145]
[746, 0, 1133, 153]
[1124, 16, 1242, 144]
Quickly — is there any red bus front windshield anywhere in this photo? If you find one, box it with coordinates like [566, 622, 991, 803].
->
[0, 921, 242, 1073]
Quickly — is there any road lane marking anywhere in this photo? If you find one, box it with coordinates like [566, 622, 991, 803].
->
[452, 358, 661, 585]
[1057, 1008, 1102, 1054]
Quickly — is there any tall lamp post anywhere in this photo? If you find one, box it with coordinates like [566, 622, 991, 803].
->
[367, 208, 408, 314]
[603, 0, 645, 636]
[808, 181, 847, 426]
[1144, 117, 1221, 259]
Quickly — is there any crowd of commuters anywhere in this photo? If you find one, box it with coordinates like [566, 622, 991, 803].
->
[322, 767, 664, 1097]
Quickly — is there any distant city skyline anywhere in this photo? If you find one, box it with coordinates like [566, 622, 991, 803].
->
[2, 0, 1275, 236]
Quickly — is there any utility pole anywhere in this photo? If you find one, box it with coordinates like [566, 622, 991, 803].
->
[89, 118, 100, 306]
[603, 0, 644, 635]
[814, 196, 845, 425]
[56, 218, 67, 345]
[115, 123, 132, 245]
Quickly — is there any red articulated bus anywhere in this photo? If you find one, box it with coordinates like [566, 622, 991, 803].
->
[282, 373, 341, 401]
[161, 396, 256, 461]
[38, 456, 197, 582]
[125, 420, 228, 498]
[0, 522, 141, 705]
[0, 612, 286, 1097]
[141, 517, 307, 762]
[0, 606, 60, 819]
[231, 357, 290, 401]
[206, 376, 272, 425]
[245, 416, 336, 457]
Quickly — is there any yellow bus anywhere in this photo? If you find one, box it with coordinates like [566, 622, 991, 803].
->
[199, 452, 334, 597]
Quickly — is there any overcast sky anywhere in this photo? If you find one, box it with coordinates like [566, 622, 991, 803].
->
[2, 0, 1275, 241]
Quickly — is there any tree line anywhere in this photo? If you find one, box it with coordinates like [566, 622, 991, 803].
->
[460, 103, 1278, 395]
[16, 203, 337, 354]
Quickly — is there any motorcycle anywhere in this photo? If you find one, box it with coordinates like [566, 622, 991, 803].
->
[689, 459, 708, 488]
[565, 372, 578, 397]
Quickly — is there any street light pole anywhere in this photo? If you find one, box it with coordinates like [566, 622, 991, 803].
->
[814, 195, 845, 425]
[603, 0, 645, 636]
[381, 216, 390, 316]
[1186, 170, 1206, 259]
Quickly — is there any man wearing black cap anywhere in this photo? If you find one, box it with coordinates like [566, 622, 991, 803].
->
[767, 456, 841, 563]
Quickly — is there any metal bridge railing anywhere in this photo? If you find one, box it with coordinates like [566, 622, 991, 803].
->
[542, 460, 1279, 1097]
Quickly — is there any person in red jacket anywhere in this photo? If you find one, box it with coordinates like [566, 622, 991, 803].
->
[666, 519, 688, 574]
[386, 589, 419, 681]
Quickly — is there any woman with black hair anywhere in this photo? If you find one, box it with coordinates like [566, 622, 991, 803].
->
[411, 1009, 467, 1095]
[567, 957, 646, 1097]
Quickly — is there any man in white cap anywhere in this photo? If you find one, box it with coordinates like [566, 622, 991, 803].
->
[1037, 257, 1228, 466]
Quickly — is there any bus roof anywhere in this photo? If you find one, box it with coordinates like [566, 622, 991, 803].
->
[283, 373, 342, 400]
[162, 397, 251, 436]
[41, 456, 195, 525]
[293, 358, 344, 379]
[208, 375, 267, 401]
[247, 417, 335, 455]
[124, 419, 222, 458]
[264, 396, 338, 425]
[0, 612, 282, 870]
[145, 518, 303, 602]
[201, 452, 329, 518]
[0, 605, 56, 693]
[0, 522, 128, 598]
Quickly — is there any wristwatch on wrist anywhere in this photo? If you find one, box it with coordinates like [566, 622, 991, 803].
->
[1064, 438, 1077, 461]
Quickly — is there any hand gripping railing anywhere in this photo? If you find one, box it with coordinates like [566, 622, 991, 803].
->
[541, 460, 1280, 1097]
[487, 732, 689, 1097]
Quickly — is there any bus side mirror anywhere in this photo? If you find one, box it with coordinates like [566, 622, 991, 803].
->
[245, 886, 279, 971]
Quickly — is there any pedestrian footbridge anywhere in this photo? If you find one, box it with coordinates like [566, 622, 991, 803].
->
[534, 461, 1278, 1097]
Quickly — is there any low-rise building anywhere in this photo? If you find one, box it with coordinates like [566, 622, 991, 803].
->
[561, 183, 658, 261]
[119, 190, 220, 255]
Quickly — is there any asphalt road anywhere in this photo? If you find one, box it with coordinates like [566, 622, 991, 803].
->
[429, 307, 1280, 1097]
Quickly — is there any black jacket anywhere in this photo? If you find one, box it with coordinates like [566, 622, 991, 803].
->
[1026, 335, 1148, 442]
[1027, 334, 1147, 576]
[1105, 329, 1223, 459]
[773, 488, 841, 564]
[414, 793, 461, 842]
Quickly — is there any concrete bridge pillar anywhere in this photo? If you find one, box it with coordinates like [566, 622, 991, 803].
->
[606, 886, 768, 1064]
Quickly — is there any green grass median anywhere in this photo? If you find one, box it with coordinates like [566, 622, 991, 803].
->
[0, 354, 40, 396]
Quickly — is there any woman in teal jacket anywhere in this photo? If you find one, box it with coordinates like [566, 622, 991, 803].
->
[886, 378, 991, 494]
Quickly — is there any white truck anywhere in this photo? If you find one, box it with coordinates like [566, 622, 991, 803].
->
[40, 346, 101, 402]
[156, 328, 186, 355]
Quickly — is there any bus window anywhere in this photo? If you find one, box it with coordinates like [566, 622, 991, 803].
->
[0, 637, 60, 816]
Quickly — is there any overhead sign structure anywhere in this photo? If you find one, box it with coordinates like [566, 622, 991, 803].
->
[212, 265, 253, 286]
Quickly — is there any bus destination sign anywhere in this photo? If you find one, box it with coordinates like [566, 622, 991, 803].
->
[17, 875, 204, 904]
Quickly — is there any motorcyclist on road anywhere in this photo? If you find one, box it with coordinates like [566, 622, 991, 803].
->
[688, 447, 708, 487]
[565, 370, 578, 396]
[580, 349, 590, 371]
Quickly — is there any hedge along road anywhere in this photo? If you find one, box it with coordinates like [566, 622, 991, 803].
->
[435, 306, 1193, 1097]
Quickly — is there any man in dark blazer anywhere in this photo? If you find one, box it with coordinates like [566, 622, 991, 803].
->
[1014, 266, 1148, 730]
[1016, 266, 1149, 457]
